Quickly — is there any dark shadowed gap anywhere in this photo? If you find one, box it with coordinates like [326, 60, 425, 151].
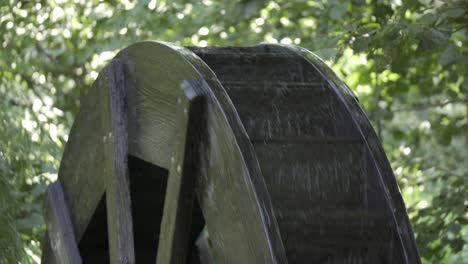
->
[77, 155, 211, 263]
[128, 154, 211, 263]
[78, 194, 109, 263]
[187, 197, 210, 264]
[128, 155, 169, 263]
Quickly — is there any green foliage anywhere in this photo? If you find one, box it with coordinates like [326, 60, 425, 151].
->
[0, 0, 466, 262]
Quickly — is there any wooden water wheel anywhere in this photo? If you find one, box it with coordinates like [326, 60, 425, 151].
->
[41, 42, 421, 264]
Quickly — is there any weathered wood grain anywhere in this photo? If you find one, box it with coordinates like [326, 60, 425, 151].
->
[105, 59, 135, 264]
[191, 45, 420, 263]
[43, 182, 81, 264]
[156, 84, 206, 264]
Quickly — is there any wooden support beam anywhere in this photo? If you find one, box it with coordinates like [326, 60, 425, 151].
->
[44, 182, 82, 264]
[105, 59, 136, 264]
[156, 83, 206, 264]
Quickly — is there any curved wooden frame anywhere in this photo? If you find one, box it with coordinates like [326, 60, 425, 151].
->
[286, 45, 420, 262]
[42, 41, 420, 264]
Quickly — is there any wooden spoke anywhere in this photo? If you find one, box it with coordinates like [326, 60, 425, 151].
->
[156, 84, 206, 264]
[43, 182, 81, 264]
[105, 59, 135, 264]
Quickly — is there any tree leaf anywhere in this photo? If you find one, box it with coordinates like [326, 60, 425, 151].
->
[352, 36, 369, 52]
[445, 8, 465, 18]
[439, 46, 459, 66]
[330, 5, 346, 20]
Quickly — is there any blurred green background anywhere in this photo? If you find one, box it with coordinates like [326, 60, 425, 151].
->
[0, 0, 466, 263]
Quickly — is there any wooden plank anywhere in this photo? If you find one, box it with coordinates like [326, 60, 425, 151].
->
[286, 44, 421, 263]
[105, 59, 136, 264]
[44, 182, 82, 264]
[156, 84, 205, 264]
